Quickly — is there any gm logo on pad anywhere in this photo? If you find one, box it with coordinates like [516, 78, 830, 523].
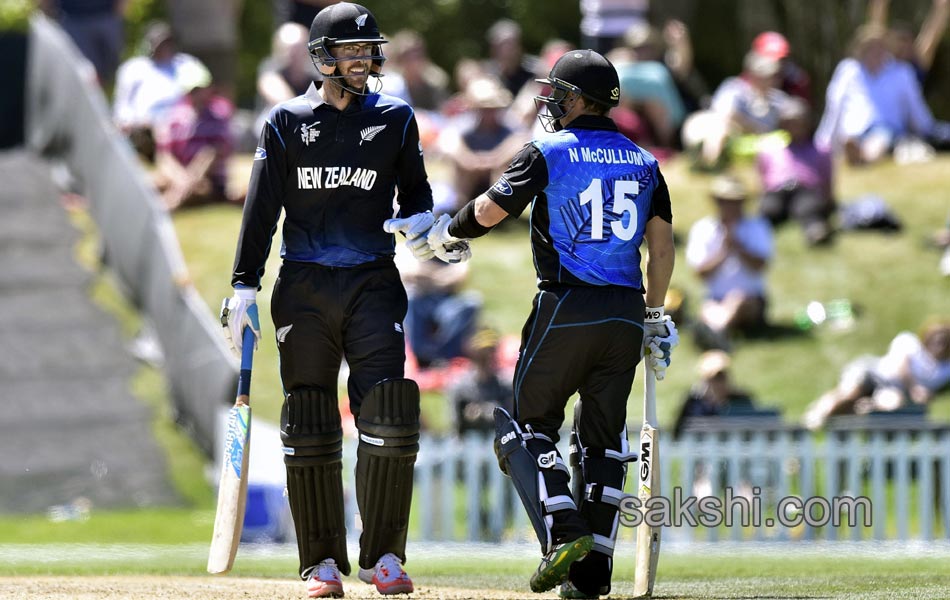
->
[537, 451, 557, 469]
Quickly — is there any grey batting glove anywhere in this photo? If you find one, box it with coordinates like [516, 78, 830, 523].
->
[383, 211, 437, 261]
[643, 306, 679, 380]
[221, 287, 261, 356]
[427, 214, 472, 263]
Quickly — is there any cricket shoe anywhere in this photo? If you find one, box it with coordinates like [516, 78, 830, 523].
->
[558, 580, 600, 599]
[358, 552, 414, 595]
[306, 559, 344, 598]
[529, 535, 595, 593]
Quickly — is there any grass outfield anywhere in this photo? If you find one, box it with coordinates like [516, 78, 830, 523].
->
[0, 543, 949, 599]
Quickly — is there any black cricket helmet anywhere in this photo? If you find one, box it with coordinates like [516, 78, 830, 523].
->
[308, 2, 387, 91]
[535, 49, 620, 132]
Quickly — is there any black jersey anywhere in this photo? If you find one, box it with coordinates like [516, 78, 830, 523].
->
[232, 83, 433, 289]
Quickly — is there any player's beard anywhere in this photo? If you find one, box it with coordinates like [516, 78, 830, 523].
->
[337, 60, 371, 95]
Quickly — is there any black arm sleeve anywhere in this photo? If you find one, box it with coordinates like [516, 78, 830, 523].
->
[649, 166, 673, 224]
[231, 114, 287, 289]
[484, 143, 548, 218]
[394, 110, 434, 217]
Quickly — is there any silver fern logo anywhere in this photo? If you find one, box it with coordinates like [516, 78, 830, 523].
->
[360, 124, 387, 145]
[355, 14, 368, 28]
[276, 324, 293, 344]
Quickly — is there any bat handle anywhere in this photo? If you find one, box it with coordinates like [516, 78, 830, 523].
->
[643, 362, 657, 428]
[237, 305, 257, 399]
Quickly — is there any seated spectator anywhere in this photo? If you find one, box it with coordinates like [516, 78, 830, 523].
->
[672, 350, 760, 438]
[804, 319, 950, 429]
[814, 25, 949, 165]
[609, 23, 687, 150]
[384, 29, 451, 150]
[253, 22, 319, 138]
[868, 0, 950, 84]
[113, 21, 206, 161]
[660, 18, 710, 115]
[686, 175, 774, 350]
[446, 327, 514, 437]
[436, 77, 529, 209]
[152, 61, 240, 210]
[751, 31, 811, 102]
[387, 29, 450, 112]
[393, 242, 482, 369]
[681, 50, 792, 169]
[482, 19, 535, 98]
[756, 98, 835, 246]
[440, 58, 489, 119]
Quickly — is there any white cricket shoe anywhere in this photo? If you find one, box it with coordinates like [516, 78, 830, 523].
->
[358, 552, 414, 595]
[306, 558, 344, 598]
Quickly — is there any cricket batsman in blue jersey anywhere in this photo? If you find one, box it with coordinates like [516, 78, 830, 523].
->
[418, 49, 679, 598]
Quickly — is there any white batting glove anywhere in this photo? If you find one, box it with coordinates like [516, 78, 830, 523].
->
[221, 287, 261, 356]
[643, 306, 679, 380]
[426, 214, 472, 263]
[383, 211, 436, 261]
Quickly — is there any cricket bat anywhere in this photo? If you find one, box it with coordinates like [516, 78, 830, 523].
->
[207, 306, 258, 575]
[633, 364, 660, 597]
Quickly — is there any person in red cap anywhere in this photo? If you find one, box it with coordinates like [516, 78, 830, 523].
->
[752, 31, 811, 102]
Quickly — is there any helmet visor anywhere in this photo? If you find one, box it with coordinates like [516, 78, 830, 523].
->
[533, 79, 579, 132]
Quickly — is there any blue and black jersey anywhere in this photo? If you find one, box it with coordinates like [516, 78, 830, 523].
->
[232, 82, 433, 289]
[487, 115, 671, 290]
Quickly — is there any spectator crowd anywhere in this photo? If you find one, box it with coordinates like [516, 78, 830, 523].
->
[46, 0, 950, 433]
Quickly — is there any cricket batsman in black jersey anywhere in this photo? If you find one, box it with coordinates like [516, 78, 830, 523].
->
[220, 3, 467, 597]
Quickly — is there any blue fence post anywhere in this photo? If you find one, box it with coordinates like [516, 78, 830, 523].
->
[918, 431, 935, 541]
[416, 436, 434, 541]
[441, 437, 458, 540]
[845, 433, 863, 541]
[799, 434, 816, 541]
[463, 433, 483, 541]
[894, 431, 911, 540]
[824, 431, 840, 541]
[941, 431, 950, 539]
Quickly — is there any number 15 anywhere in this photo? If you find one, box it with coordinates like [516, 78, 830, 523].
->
[579, 178, 639, 241]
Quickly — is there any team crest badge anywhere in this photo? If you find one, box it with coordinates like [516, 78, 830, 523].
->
[355, 14, 368, 28]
